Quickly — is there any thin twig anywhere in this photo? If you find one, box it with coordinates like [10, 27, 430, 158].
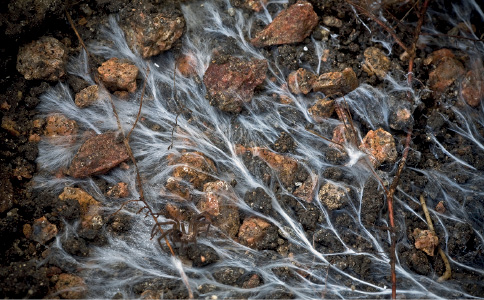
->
[127, 67, 149, 140]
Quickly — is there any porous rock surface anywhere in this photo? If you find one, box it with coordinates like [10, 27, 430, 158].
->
[98, 58, 139, 93]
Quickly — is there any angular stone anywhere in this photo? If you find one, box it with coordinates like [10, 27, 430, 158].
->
[67, 131, 129, 178]
[44, 113, 78, 145]
[17, 36, 67, 81]
[176, 53, 197, 77]
[461, 69, 484, 107]
[360, 128, 397, 167]
[318, 181, 348, 210]
[168, 151, 217, 191]
[287, 68, 316, 94]
[203, 57, 267, 113]
[59, 187, 102, 229]
[238, 216, 272, 249]
[312, 68, 358, 96]
[363, 47, 391, 79]
[123, 11, 184, 58]
[55, 273, 87, 299]
[106, 182, 129, 198]
[251, 1, 318, 47]
[75, 85, 99, 108]
[98, 58, 139, 93]
[427, 49, 465, 93]
[29, 216, 58, 244]
[308, 97, 335, 122]
[413, 228, 438, 256]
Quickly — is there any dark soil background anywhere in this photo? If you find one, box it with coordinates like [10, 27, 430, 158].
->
[1, 0, 484, 298]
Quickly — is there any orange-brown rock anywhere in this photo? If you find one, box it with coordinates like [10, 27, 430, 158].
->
[427, 49, 465, 93]
[238, 216, 271, 249]
[203, 56, 267, 113]
[308, 97, 335, 122]
[28, 216, 58, 244]
[67, 131, 129, 178]
[168, 151, 216, 191]
[176, 53, 198, 77]
[287, 68, 316, 94]
[106, 182, 129, 198]
[363, 47, 390, 79]
[360, 128, 397, 167]
[44, 113, 78, 145]
[17, 36, 67, 81]
[413, 228, 438, 256]
[435, 201, 446, 214]
[59, 187, 102, 229]
[98, 58, 139, 93]
[312, 68, 358, 96]
[55, 273, 87, 299]
[251, 1, 318, 47]
[461, 69, 484, 107]
[75, 85, 99, 108]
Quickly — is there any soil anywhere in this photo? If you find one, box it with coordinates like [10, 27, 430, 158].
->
[1, 0, 484, 298]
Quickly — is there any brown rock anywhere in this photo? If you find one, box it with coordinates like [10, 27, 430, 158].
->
[203, 57, 267, 113]
[242, 0, 269, 12]
[251, 1, 318, 47]
[17, 36, 67, 81]
[293, 177, 317, 203]
[238, 216, 271, 249]
[123, 11, 184, 58]
[176, 53, 197, 77]
[198, 180, 240, 238]
[308, 97, 335, 122]
[363, 47, 391, 79]
[318, 182, 348, 210]
[55, 273, 87, 299]
[59, 187, 102, 229]
[44, 113, 78, 145]
[322, 16, 342, 28]
[67, 131, 129, 178]
[413, 228, 438, 256]
[435, 201, 446, 214]
[427, 49, 465, 93]
[75, 85, 99, 108]
[106, 182, 129, 198]
[168, 151, 217, 191]
[1, 116, 20, 136]
[312, 68, 358, 96]
[98, 58, 139, 93]
[30, 216, 58, 244]
[360, 128, 397, 167]
[461, 69, 484, 107]
[287, 68, 316, 94]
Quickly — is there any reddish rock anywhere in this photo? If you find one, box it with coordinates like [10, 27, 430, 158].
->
[55, 273, 87, 299]
[251, 1, 318, 47]
[238, 216, 272, 249]
[98, 58, 139, 93]
[67, 131, 129, 178]
[16, 36, 67, 81]
[427, 49, 465, 93]
[360, 128, 397, 167]
[312, 68, 358, 96]
[44, 113, 78, 145]
[435, 201, 446, 214]
[203, 57, 267, 113]
[198, 180, 240, 238]
[123, 11, 184, 58]
[29, 216, 58, 244]
[287, 68, 316, 94]
[308, 97, 335, 122]
[413, 228, 438, 256]
[318, 181, 348, 210]
[107, 182, 129, 198]
[176, 53, 198, 77]
[59, 187, 102, 229]
[75, 85, 99, 108]
[363, 47, 390, 79]
[461, 69, 484, 107]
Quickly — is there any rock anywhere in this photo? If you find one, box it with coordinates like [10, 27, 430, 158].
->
[251, 1, 318, 47]
[106, 182, 129, 198]
[75, 85, 99, 108]
[389, 105, 412, 131]
[413, 228, 438, 256]
[29, 216, 58, 244]
[242, 0, 269, 12]
[308, 97, 335, 122]
[122, 11, 184, 58]
[59, 187, 102, 229]
[312, 68, 358, 96]
[198, 180, 240, 238]
[44, 113, 78, 145]
[435, 201, 446, 214]
[176, 53, 197, 77]
[461, 69, 484, 107]
[55, 273, 87, 299]
[318, 181, 348, 210]
[362, 47, 391, 79]
[67, 131, 129, 178]
[16, 36, 67, 81]
[287, 68, 316, 94]
[1, 116, 20, 136]
[203, 56, 267, 113]
[0, 176, 14, 213]
[360, 128, 397, 167]
[98, 58, 139, 93]
[322, 16, 343, 28]
[293, 176, 317, 203]
[238, 216, 272, 249]
[427, 49, 465, 93]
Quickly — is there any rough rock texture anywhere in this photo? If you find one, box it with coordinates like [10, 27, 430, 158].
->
[198, 180, 240, 239]
[238, 216, 274, 249]
[59, 187, 102, 229]
[312, 68, 358, 96]
[203, 57, 267, 113]
[122, 11, 185, 58]
[75, 85, 99, 108]
[318, 181, 348, 210]
[0, 175, 14, 213]
[242, 0, 269, 12]
[363, 47, 391, 79]
[287, 68, 316, 94]
[322, 16, 343, 28]
[98, 58, 139, 93]
[427, 49, 465, 93]
[55, 273, 87, 299]
[67, 132, 130, 178]
[176, 53, 197, 77]
[360, 128, 397, 167]
[308, 97, 335, 122]
[413, 228, 439, 256]
[16, 36, 67, 81]
[461, 69, 484, 107]
[44, 113, 78, 145]
[24, 216, 57, 245]
[107, 182, 129, 198]
[251, 1, 318, 47]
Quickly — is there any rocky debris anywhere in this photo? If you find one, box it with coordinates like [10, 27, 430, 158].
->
[186, 244, 219, 267]
[318, 181, 349, 210]
[270, 131, 297, 154]
[389, 105, 413, 131]
[203, 57, 267, 113]
[198, 180, 240, 238]
[59, 187, 102, 229]
[107, 182, 130, 198]
[362, 47, 391, 79]
[322, 16, 343, 28]
[461, 69, 484, 107]
[242, 0, 269, 12]
[67, 131, 129, 178]
[212, 267, 263, 289]
[0, 175, 14, 213]
[287, 68, 316, 94]
[250, 1, 319, 47]
[13, 157, 34, 180]
[413, 228, 439, 256]
[16, 36, 67, 81]
[360, 128, 397, 167]
[23, 216, 58, 244]
[54, 273, 87, 299]
[435, 201, 446, 214]
[308, 97, 335, 122]
[44, 113, 78, 145]
[75, 85, 99, 108]
[244, 187, 273, 215]
[292, 177, 317, 202]
[122, 11, 185, 58]
[98, 58, 139, 93]
[238, 216, 276, 249]
[312, 68, 358, 96]
[426, 49, 465, 93]
[1, 116, 21, 136]
[176, 53, 198, 77]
